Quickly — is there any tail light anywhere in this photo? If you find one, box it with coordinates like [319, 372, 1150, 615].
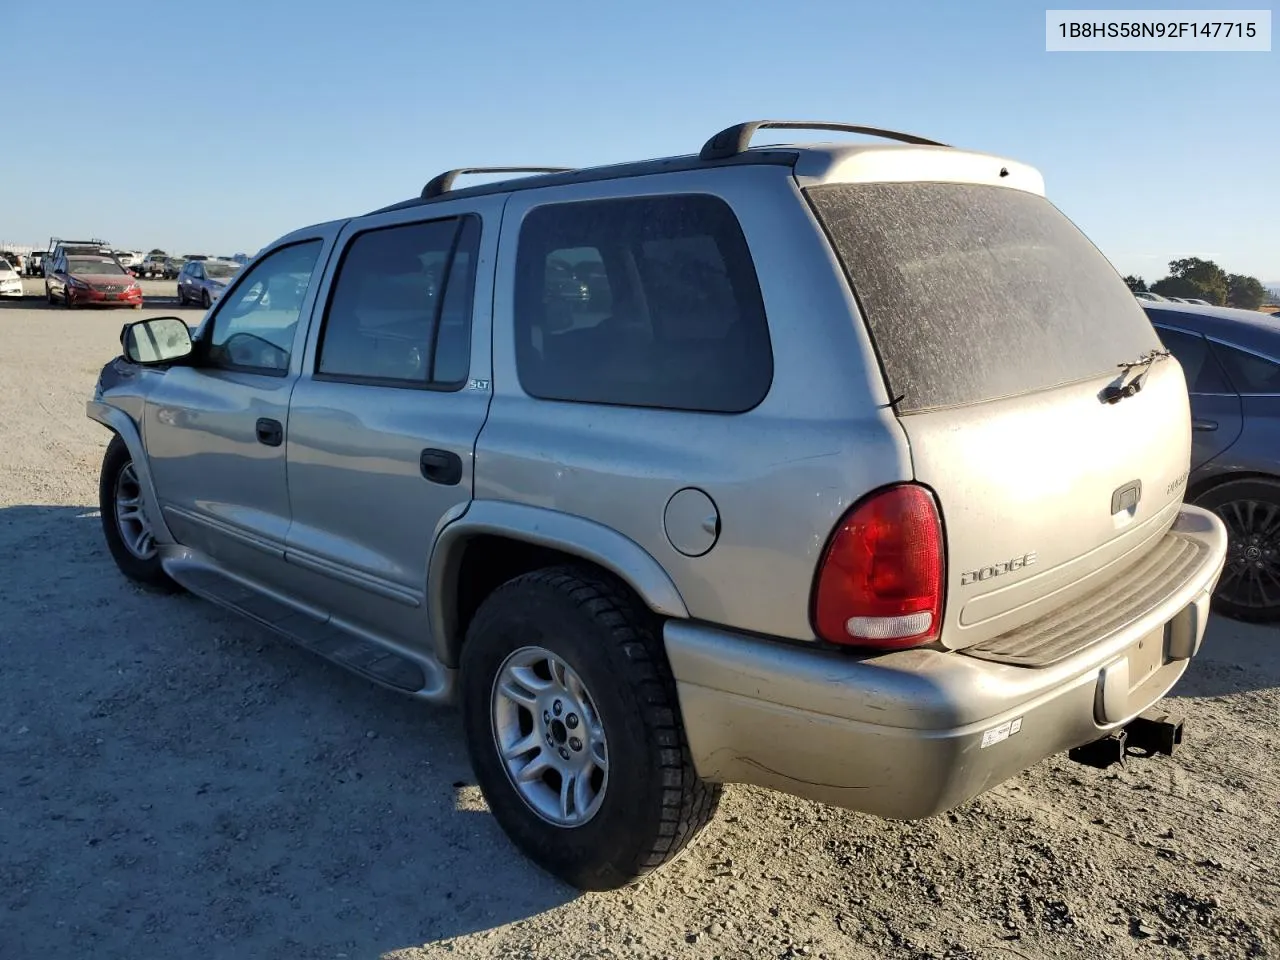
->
[812, 483, 944, 650]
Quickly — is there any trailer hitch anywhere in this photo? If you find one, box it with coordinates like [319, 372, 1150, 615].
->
[1068, 711, 1186, 770]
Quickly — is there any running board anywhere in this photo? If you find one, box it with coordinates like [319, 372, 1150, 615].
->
[160, 548, 452, 701]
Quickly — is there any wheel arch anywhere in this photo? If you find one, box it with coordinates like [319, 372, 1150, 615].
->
[428, 501, 689, 668]
[87, 401, 176, 546]
[1188, 468, 1280, 504]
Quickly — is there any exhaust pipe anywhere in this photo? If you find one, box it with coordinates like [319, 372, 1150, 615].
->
[1068, 710, 1185, 770]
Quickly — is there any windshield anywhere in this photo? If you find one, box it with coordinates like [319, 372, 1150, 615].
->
[68, 258, 127, 276]
[806, 181, 1161, 413]
[206, 262, 240, 279]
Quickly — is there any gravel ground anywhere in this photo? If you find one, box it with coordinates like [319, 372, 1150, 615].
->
[2, 281, 1279, 960]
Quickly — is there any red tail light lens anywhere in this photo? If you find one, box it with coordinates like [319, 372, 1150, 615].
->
[812, 484, 944, 650]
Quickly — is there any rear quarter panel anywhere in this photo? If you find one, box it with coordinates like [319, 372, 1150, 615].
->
[477, 166, 912, 640]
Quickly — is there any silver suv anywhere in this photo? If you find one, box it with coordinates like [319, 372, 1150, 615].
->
[89, 120, 1228, 891]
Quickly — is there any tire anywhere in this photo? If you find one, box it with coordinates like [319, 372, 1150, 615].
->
[46, 285, 54, 306]
[98, 435, 176, 591]
[1194, 476, 1280, 622]
[64, 287, 76, 309]
[176, 285, 186, 306]
[460, 566, 720, 891]
[201, 289, 211, 309]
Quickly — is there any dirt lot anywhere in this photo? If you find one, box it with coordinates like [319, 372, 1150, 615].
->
[2, 281, 1278, 960]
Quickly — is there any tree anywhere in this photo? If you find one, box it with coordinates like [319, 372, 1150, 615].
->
[1123, 275, 1148, 292]
[1150, 276, 1202, 300]
[1227, 274, 1267, 311]
[1164, 257, 1229, 305]
[148, 248, 167, 256]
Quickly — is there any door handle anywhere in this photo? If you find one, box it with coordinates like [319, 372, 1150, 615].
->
[420, 448, 463, 485]
[255, 417, 283, 447]
[1192, 419, 1218, 432]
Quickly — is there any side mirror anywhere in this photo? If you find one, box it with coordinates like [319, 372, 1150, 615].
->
[121, 316, 194, 365]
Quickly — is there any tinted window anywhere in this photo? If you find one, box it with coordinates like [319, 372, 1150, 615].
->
[514, 195, 772, 412]
[806, 182, 1162, 414]
[1153, 326, 1230, 393]
[207, 239, 323, 374]
[317, 215, 479, 386]
[1211, 342, 1280, 395]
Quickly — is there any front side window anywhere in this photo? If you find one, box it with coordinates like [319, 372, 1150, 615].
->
[514, 194, 773, 413]
[316, 215, 480, 386]
[206, 239, 323, 374]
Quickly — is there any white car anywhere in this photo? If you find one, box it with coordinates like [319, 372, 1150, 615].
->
[0, 258, 23, 297]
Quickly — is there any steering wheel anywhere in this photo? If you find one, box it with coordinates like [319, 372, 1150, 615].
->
[222, 332, 288, 370]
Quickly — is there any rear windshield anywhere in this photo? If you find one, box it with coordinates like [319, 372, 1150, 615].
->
[806, 182, 1161, 414]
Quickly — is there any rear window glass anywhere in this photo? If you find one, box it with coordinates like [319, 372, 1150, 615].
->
[1210, 341, 1280, 395]
[1152, 325, 1231, 393]
[806, 182, 1161, 414]
[514, 194, 773, 413]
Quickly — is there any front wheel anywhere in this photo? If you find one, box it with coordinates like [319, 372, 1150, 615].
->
[201, 289, 211, 309]
[460, 567, 720, 890]
[1195, 476, 1280, 622]
[98, 435, 176, 591]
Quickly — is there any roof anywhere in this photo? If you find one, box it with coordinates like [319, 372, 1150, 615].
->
[1142, 301, 1280, 355]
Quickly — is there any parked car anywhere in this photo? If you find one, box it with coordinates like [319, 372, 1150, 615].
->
[1133, 290, 1168, 302]
[2, 251, 26, 274]
[1145, 300, 1280, 621]
[0, 257, 23, 298]
[46, 253, 142, 308]
[47, 237, 110, 265]
[177, 258, 241, 307]
[25, 252, 46, 277]
[136, 254, 169, 278]
[89, 120, 1227, 891]
[161, 257, 186, 279]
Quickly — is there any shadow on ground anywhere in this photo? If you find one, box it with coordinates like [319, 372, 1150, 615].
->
[0, 505, 575, 960]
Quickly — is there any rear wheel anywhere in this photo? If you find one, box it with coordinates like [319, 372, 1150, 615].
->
[460, 566, 720, 890]
[1194, 477, 1280, 622]
[98, 435, 175, 591]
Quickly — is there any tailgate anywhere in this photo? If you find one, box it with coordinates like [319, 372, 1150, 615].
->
[806, 179, 1190, 649]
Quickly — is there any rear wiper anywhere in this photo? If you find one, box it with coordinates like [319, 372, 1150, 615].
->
[1101, 349, 1171, 404]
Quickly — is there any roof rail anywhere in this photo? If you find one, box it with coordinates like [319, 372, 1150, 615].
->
[699, 120, 948, 161]
[421, 166, 574, 200]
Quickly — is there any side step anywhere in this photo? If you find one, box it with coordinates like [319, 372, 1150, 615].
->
[167, 560, 435, 696]
[1068, 710, 1185, 770]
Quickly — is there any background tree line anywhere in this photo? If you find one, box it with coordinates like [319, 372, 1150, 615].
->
[1124, 258, 1269, 310]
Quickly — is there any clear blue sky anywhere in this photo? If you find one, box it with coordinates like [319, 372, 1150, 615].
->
[2, 0, 1275, 282]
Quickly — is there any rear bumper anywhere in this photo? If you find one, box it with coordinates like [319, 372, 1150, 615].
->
[666, 504, 1227, 819]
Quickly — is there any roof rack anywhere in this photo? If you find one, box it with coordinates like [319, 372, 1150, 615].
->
[421, 166, 574, 200]
[699, 120, 948, 161]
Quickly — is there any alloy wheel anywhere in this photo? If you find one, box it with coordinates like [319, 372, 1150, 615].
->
[113, 462, 157, 560]
[1215, 498, 1280, 611]
[490, 645, 609, 827]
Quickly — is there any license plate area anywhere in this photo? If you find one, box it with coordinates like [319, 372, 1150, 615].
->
[1127, 624, 1169, 692]
[1097, 623, 1172, 724]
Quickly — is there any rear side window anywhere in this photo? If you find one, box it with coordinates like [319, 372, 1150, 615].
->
[806, 182, 1162, 414]
[514, 194, 773, 413]
[317, 215, 479, 387]
[1210, 341, 1280, 395]
[1153, 326, 1231, 393]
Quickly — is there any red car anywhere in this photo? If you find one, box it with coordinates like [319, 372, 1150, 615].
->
[46, 254, 143, 309]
